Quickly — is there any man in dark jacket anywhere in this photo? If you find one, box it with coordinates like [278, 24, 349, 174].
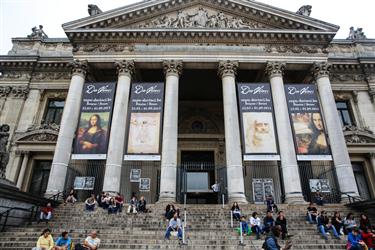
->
[263, 211, 275, 234]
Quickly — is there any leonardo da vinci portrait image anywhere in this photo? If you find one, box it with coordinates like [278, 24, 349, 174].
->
[243, 112, 277, 154]
[127, 113, 161, 154]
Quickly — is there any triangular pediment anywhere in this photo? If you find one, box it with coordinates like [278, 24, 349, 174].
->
[63, 0, 339, 32]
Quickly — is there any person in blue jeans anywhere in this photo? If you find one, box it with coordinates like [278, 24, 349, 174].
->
[240, 216, 249, 236]
[347, 228, 367, 250]
[317, 211, 341, 240]
[165, 212, 183, 243]
[263, 211, 275, 234]
[306, 202, 318, 224]
[250, 212, 262, 240]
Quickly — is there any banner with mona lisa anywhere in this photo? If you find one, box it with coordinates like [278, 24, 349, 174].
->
[284, 84, 332, 161]
[72, 82, 116, 160]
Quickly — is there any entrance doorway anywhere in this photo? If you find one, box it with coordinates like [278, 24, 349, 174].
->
[29, 160, 51, 197]
[352, 162, 371, 200]
[179, 151, 217, 204]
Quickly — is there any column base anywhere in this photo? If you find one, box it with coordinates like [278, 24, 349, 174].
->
[228, 193, 248, 204]
[157, 191, 176, 204]
[284, 193, 306, 205]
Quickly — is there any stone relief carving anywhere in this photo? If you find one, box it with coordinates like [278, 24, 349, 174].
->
[218, 61, 238, 78]
[330, 73, 365, 82]
[115, 60, 135, 76]
[344, 125, 375, 144]
[15, 123, 59, 144]
[88, 4, 102, 16]
[0, 87, 11, 98]
[0, 124, 10, 179]
[32, 72, 71, 81]
[18, 133, 58, 142]
[73, 44, 134, 53]
[312, 62, 331, 79]
[163, 60, 183, 76]
[265, 61, 285, 77]
[0, 71, 31, 81]
[140, 8, 263, 29]
[265, 45, 328, 54]
[27, 122, 60, 132]
[296, 5, 312, 16]
[27, 25, 48, 39]
[9, 86, 29, 99]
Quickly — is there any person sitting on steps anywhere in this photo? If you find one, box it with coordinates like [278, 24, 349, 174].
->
[75, 230, 100, 250]
[164, 212, 183, 243]
[261, 225, 292, 250]
[331, 211, 344, 235]
[127, 195, 138, 214]
[317, 211, 341, 240]
[100, 193, 110, 210]
[276, 211, 289, 240]
[165, 204, 176, 220]
[231, 202, 241, 221]
[361, 227, 375, 250]
[85, 194, 97, 212]
[55, 231, 72, 250]
[306, 202, 318, 224]
[32, 228, 54, 250]
[344, 213, 358, 235]
[115, 193, 124, 213]
[39, 202, 54, 224]
[265, 195, 278, 213]
[240, 216, 250, 236]
[263, 211, 275, 234]
[64, 188, 77, 205]
[347, 227, 366, 250]
[138, 196, 147, 213]
[108, 198, 118, 215]
[250, 212, 262, 240]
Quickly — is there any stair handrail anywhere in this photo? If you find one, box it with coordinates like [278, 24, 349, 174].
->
[331, 188, 363, 204]
[0, 191, 65, 232]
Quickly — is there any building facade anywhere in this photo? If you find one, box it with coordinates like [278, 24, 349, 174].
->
[1, 0, 375, 204]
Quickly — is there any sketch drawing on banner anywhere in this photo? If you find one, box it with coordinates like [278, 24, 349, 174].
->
[243, 112, 277, 154]
[139, 178, 151, 191]
[309, 179, 331, 193]
[130, 169, 141, 182]
[74, 177, 95, 190]
[127, 113, 161, 154]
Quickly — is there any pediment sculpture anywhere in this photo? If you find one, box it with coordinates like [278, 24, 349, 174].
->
[14, 123, 59, 144]
[139, 8, 263, 29]
[343, 125, 375, 144]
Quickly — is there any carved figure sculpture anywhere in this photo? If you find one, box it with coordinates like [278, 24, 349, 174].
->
[27, 25, 48, 39]
[88, 4, 103, 16]
[0, 124, 10, 179]
[347, 27, 367, 40]
[296, 5, 312, 16]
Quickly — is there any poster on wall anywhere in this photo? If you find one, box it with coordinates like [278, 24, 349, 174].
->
[285, 84, 332, 161]
[125, 83, 164, 161]
[237, 83, 279, 161]
[72, 82, 116, 160]
[139, 178, 151, 191]
[73, 177, 95, 190]
[309, 179, 331, 193]
[130, 169, 141, 182]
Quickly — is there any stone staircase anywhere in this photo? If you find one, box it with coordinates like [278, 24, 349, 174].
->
[0, 202, 366, 250]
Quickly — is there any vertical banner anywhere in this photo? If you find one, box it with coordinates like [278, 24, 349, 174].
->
[124, 82, 164, 161]
[285, 84, 332, 161]
[72, 82, 116, 160]
[237, 83, 279, 161]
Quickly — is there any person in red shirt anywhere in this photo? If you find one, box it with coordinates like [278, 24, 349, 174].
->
[39, 202, 53, 223]
[361, 228, 375, 250]
[115, 193, 124, 213]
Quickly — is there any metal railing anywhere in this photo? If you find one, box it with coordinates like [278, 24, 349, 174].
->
[0, 191, 64, 232]
[182, 193, 187, 245]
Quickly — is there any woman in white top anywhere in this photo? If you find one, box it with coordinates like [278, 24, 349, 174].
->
[250, 212, 262, 240]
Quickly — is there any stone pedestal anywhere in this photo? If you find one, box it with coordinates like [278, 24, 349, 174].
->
[266, 62, 304, 204]
[103, 61, 134, 193]
[45, 60, 87, 196]
[218, 61, 247, 204]
[158, 60, 182, 202]
[313, 62, 360, 200]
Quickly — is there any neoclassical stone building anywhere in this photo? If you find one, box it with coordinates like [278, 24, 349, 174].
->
[1, 0, 375, 204]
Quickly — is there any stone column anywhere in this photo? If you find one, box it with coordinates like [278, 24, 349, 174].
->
[16, 151, 29, 190]
[218, 61, 247, 204]
[45, 60, 87, 196]
[313, 62, 359, 198]
[265, 62, 304, 204]
[368, 153, 375, 174]
[158, 60, 182, 202]
[16, 89, 41, 132]
[103, 61, 135, 193]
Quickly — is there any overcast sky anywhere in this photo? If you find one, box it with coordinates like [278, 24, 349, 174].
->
[1, 0, 374, 55]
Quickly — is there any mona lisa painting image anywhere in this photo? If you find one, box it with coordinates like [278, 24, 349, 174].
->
[74, 112, 109, 156]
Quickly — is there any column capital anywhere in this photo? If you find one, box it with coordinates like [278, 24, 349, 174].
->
[218, 60, 238, 78]
[163, 60, 183, 77]
[265, 61, 286, 78]
[70, 59, 88, 77]
[312, 62, 331, 80]
[367, 153, 375, 159]
[115, 60, 135, 77]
